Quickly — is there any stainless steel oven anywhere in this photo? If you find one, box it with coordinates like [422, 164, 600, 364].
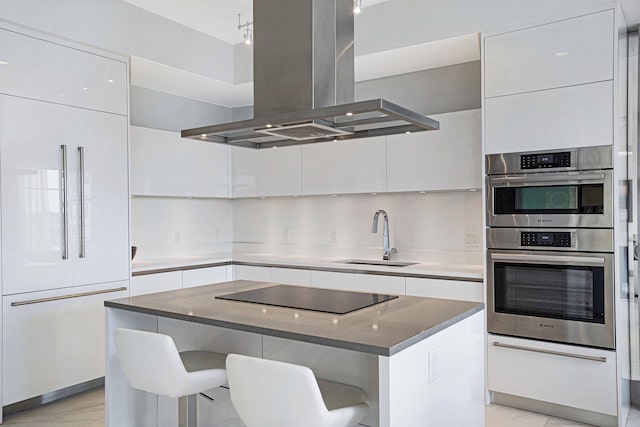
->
[487, 146, 613, 228]
[487, 228, 615, 349]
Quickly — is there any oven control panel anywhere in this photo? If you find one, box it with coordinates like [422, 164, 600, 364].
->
[521, 231, 571, 247]
[520, 151, 571, 169]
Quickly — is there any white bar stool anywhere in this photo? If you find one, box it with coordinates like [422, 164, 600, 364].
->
[114, 328, 227, 427]
[226, 353, 368, 427]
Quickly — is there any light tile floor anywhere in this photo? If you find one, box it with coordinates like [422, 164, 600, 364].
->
[3, 387, 640, 426]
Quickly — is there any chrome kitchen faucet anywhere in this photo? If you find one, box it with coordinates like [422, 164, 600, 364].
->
[372, 210, 396, 261]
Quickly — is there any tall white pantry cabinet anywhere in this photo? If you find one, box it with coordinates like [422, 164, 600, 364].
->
[0, 24, 130, 413]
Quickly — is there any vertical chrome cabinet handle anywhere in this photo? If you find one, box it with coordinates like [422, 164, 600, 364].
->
[61, 145, 68, 260]
[78, 146, 85, 259]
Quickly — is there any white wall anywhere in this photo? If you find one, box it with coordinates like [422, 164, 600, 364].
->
[131, 197, 233, 260]
[232, 191, 483, 265]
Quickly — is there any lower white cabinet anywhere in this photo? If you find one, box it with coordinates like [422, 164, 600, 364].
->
[310, 271, 357, 291]
[182, 266, 231, 289]
[488, 334, 617, 416]
[356, 274, 405, 295]
[3, 281, 129, 405]
[271, 268, 311, 286]
[405, 277, 483, 302]
[130, 272, 182, 297]
[235, 265, 272, 282]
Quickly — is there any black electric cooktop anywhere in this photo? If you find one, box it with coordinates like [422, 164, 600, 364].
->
[216, 285, 398, 315]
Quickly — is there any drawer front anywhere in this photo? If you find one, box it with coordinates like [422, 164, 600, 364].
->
[356, 274, 405, 295]
[235, 265, 272, 282]
[183, 266, 229, 289]
[310, 271, 356, 291]
[487, 335, 616, 415]
[3, 281, 129, 405]
[271, 268, 311, 286]
[485, 80, 613, 154]
[130, 271, 182, 296]
[405, 278, 483, 302]
[484, 10, 614, 98]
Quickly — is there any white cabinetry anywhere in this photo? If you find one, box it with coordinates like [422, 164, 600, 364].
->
[235, 265, 272, 282]
[310, 271, 357, 291]
[483, 9, 615, 154]
[3, 282, 128, 405]
[488, 334, 617, 416]
[484, 10, 614, 97]
[356, 274, 405, 295]
[484, 81, 613, 154]
[130, 272, 182, 297]
[301, 137, 387, 195]
[271, 268, 311, 286]
[0, 95, 129, 295]
[405, 277, 483, 302]
[130, 126, 229, 198]
[387, 109, 481, 191]
[182, 266, 231, 288]
[232, 146, 301, 197]
[0, 28, 127, 115]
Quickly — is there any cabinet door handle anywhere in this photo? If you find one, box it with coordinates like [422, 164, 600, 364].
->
[11, 286, 127, 306]
[60, 144, 69, 260]
[492, 342, 607, 363]
[78, 146, 86, 259]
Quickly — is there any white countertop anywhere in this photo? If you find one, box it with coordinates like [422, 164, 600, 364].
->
[132, 253, 483, 280]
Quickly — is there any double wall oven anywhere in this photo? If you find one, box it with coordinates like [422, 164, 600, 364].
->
[486, 146, 615, 349]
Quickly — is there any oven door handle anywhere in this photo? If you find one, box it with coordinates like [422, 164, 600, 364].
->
[490, 253, 605, 266]
[489, 173, 605, 185]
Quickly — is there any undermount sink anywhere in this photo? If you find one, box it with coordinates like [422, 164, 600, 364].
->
[336, 259, 418, 267]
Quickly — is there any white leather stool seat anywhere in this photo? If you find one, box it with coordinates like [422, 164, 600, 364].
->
[226, 353, 368, 427]
[114, 328, 227, 426]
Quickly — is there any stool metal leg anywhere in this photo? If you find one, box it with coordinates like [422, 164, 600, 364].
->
[186, 394, 197, 427]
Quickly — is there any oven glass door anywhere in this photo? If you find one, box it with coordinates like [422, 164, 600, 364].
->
[493, 262, 605, 324]
[493, 183, 603, 215]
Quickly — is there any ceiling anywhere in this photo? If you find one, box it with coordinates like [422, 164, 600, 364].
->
[122, 0, 391, 45]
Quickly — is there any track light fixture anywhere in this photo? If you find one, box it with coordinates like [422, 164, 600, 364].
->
[237, 13, 253, 46]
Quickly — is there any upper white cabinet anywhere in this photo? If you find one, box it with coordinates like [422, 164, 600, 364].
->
[232, 146, 302, 197]
[387, 109, 481, 191]
[484, 81, 613, 154]
[0, 28, 127, 115]
[0, 95, 129, 294]
[484, 10, 614, 98]
[301, 137, 387, 195]
[130, 126, 229, 198]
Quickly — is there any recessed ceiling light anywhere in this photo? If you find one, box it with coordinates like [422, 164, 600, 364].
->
[266, 124, 273, 128]
[0, 61, 8, 65]
[108, 79, 114, 83]
[405, 131, 411, 134]
[555, 52, 569, 57]
[200, 134, 207, 138]
[82, 87, 88, 91]
[346, 112, 353, 116]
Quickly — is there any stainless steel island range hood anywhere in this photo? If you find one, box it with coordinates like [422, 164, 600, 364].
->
[181, 0, 439, 149]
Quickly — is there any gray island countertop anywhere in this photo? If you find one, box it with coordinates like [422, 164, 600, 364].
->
[105, 280, 484, 356]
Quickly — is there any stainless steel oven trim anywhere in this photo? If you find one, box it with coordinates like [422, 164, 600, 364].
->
[486, 145, 612, 175]
[486, 228, 614, 253]
[487, 249, 615, 349]
[486, 169, 613, 228]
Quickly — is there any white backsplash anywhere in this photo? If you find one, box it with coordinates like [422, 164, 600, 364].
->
[131, 191, 483, 265]
[233, 191, 483, 265]
[131, 197, 234, 261]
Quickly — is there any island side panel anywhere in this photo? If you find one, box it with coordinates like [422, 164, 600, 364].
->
[105, 307, 159, 427]
[378, 310, 485, 427]
[262, 335, 380, 427]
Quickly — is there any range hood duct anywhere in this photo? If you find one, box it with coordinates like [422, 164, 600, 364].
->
[181, 0, 439, 149]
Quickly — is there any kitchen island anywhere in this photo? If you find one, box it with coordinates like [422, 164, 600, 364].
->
[105, 280, 485, 426]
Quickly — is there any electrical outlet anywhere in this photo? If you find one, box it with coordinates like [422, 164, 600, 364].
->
[428, 349, 438, 384]
[465, 232, 480, 248]
[215, 229, 220, 241]
[284, 229, 290, 241]
[330, 231, 337, 244]
[174, 231, 181, 244]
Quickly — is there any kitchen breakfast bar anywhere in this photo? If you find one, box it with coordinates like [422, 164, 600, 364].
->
[104, 280, 485, 426]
